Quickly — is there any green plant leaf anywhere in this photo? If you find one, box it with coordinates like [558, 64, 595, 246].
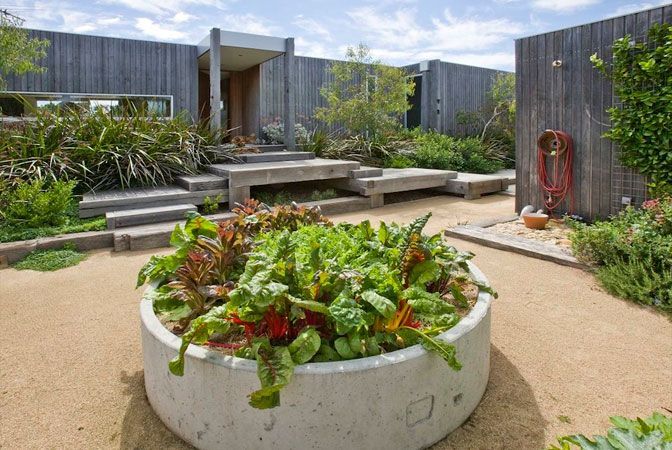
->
[288, 328, 321, 364]
[360, 290, 396, 318]
[250, 344, 295, 409]
[399, 326, 461, 371]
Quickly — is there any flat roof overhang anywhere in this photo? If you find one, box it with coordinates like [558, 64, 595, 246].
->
[197, 30, 286, 72]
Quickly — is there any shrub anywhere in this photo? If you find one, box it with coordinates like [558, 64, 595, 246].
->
[320, 134, 416, 167]
[570, 197, 672, 312]
[410, 130, 504, 174]
[547, 412, 672, 450]
[591, 24, 672, 196]
[138, 202, 495, 409]
[0, 108, 234, 191]
[315, 44, 414, 138]
[13, 243, 86, 271]
[202, 194, 223, 215]
[262, 121, 310, 145]
[0, 178, 76, 227]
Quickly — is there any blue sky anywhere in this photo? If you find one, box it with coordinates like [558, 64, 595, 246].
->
[5, 0, 670, 71]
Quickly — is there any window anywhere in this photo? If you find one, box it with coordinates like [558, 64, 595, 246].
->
[0, 92, 173, 118]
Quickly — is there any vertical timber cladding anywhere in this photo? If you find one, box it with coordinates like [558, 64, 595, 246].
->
[4, 29, 199, 120]
[515, 5, 672, 220]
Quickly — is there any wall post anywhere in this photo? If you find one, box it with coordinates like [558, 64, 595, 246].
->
[283, 37, 296, 150]
[209, 28, 222, 138]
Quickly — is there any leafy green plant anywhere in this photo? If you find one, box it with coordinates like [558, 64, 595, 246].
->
[315, 44, 414, 138]
[308, 188, 338, 202]
[570, 197, 672, 312]
[138, 201, 495, 409]
[0, 178, 76, 227]
[319, 134, 416, 167]
[13, 243, 86, 271]
[547, 412, 672, 449]
[0, 11, 49, 90]
[410, 130, 504, 174]
[591, 23, 672, 196]
[0, 107, 235, 191]
[202, 194, 223, 215]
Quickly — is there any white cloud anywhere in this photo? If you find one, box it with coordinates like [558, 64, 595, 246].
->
[295, 36, 340, 60]
[101, 0, 227, 16]
[217, 14, 280, 36]
[171, 12, 196, 24]
[134, 17, 187, 40]
[531, 0, 601, 13]
[606, 1, 668, 17]
[293, 15, 332, 41]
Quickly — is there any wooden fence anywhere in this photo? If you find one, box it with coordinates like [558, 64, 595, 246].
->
[515, 5, 671, 220]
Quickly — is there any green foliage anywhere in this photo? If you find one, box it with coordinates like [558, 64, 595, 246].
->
[139, 201, 494, 409]
[0, 178, 76, 227]
[202, 194, 223, 215]
[570, 197, 672, 312]
[591, 24, 672, 196]
[0, 107, 233, 191]
[13, 243, 86, 271]
[456, 72, 516, 167]
[315, 44, 414, 137]
[255, 188, 339, 206]
[319, 134, 416, 167]
[0, 12, 50, 90]
[409, 129, 504, 174]
[547, 412, 672, 450]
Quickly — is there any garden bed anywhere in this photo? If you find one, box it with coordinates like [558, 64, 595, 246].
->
[488, 218, 573, 255]
[140, 262, 493, 450]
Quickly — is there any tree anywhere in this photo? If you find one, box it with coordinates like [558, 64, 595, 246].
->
[0, 10, 50, 90]
[315, 44, 414, 138]
[457, 72, 515, 142]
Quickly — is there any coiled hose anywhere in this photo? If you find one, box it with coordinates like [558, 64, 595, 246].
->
[537, 130, 574, 216]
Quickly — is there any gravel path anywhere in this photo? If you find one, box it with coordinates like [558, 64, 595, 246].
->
[1, 194, 670, 449]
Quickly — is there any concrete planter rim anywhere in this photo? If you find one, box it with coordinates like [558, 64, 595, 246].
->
[140, 261, 492, 375]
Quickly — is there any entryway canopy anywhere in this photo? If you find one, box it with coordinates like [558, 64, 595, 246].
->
[196, 30, 286, 72]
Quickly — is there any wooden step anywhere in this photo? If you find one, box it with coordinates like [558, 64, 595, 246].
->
[79, 186, 227, 218]
[239, 151, 315, 163]
[176, 174, 227, 191]
[330, 168, 456, 195]
[207, 158, 360, 208]
[434, 173, 507, 200]
[348, 166, 383, 178]
[106, 204, 197, 229]
[245, 144, 286, 153]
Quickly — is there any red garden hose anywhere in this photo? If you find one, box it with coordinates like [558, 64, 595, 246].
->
[537, 130, 574, 216]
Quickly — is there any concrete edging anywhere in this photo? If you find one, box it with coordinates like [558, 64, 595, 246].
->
[0, 230, 114, 265]
[140, 262, 493, 450]
[445, 222, 587, 270]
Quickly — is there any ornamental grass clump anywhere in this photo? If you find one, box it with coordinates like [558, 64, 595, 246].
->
[138, 200, 495, 409]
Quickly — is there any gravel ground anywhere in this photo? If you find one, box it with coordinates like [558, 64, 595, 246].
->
[1, 194, 670, 450]
[489, 218, 574, 254]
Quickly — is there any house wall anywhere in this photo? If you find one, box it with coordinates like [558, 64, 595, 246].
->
[515, 5, 671, 220]
[4, 29, 199, 119]
[260, 56, 509, 138]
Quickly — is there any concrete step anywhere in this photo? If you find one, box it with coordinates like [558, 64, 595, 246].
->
[176, 173, 228, 191]
[348, 166, 383, 178]
[239, 151, 315, 163]
[79, 186, 227, 218]
[106, 204, 197, 229]
[434, 172, 508, 200]
[330, 168, 456, 196]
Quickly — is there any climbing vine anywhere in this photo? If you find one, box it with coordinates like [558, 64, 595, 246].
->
[591, 23, 672, 196]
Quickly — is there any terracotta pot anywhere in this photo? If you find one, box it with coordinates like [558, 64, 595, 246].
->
[522, 213, 549, 230]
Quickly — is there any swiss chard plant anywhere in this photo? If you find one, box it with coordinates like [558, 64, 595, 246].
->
[138, 200, 496, 409]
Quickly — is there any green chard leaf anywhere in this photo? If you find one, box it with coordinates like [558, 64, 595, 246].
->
[249, 342, 295, 409]
[168, 306, 233, 376]
[408, 259, 441, 286]
[288, 328, 321, 364]
[399, 326, 462, 371]
[360, 290, 396, 319]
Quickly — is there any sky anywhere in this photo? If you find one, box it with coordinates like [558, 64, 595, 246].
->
[3, 0, 670, 71]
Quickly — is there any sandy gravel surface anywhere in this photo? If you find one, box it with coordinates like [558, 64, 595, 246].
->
[1, 194, 670, 450]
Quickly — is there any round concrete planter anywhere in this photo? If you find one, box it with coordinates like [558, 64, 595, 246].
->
[141, 262, 493, 450]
